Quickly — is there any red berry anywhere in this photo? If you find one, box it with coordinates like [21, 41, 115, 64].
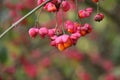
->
[62, 1, 70, 12]
[94, 13, 104, 22]
[80, 23, 92, 36]
[44, 2, 57, 12]
[37, 0, 45, 5]
[29, 28, 39, 38]
[78, 8, 93, 19]
[39, 27, 48, 38]
[92, 0, 99, 3]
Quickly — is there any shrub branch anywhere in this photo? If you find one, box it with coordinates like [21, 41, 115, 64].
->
[0, 0, 50, 38]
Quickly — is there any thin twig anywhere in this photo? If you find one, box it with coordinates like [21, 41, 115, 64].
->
[55, 12, 58, 31]
[61, 10, 65, 34]
[97, 2, 100, 13]
[0, 0, 50, 39]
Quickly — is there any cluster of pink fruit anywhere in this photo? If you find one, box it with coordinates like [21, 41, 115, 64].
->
[29, 21, 92, 51]
[78, 7, 93, 19]
[37, 0, 70, 12]
[28, 0, 104, 51]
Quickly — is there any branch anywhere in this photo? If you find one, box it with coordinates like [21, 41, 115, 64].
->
[0, 0, 50, 39]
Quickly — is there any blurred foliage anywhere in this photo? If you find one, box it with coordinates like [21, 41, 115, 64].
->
[0, 43, 8, 63]
[0, 0, 120, 80]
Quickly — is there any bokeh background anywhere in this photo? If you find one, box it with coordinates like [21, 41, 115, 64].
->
[0, 0, 120, 80]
